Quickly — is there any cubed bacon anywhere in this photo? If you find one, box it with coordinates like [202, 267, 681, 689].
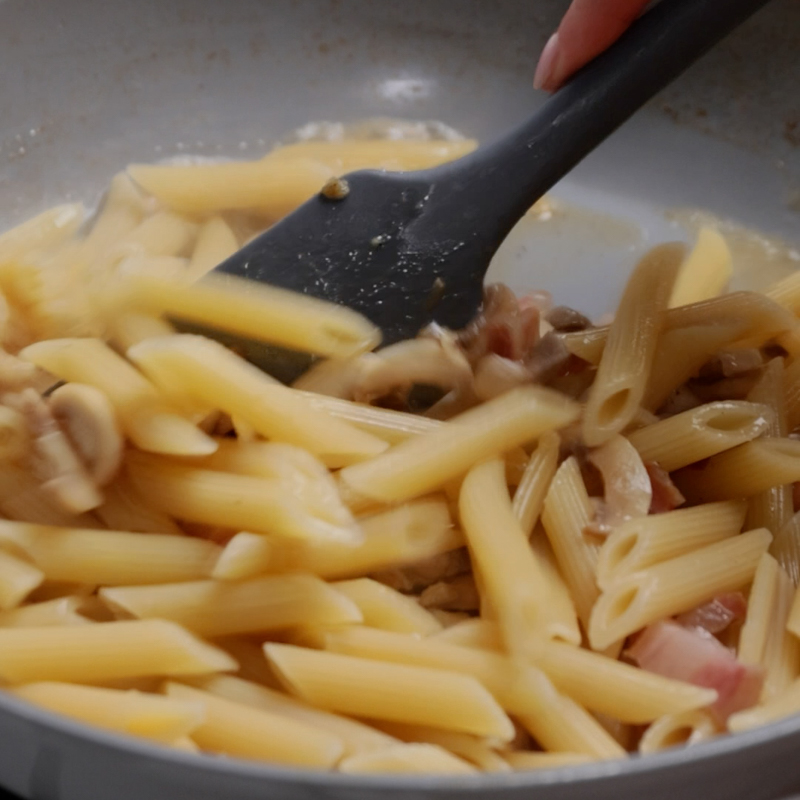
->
[645, 462, 686, 513]
[627, 620, 763, 724]
[675, 593, 748, 636]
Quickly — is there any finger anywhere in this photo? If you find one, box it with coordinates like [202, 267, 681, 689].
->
[534, 0, 652, 91]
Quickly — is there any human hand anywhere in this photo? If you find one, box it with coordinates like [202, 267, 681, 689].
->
[534, 0, 652, 91]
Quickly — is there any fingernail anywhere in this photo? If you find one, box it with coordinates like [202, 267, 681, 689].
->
[534, 32, 562, 91]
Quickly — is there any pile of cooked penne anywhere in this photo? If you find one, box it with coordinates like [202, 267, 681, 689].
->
[0, 132, 800, 776]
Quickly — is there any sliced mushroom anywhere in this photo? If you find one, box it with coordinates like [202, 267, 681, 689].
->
[3, 388, 103, 515]
[48, 383, 124, 486]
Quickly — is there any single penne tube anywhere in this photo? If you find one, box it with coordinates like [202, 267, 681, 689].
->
[677, 439, 800, 502]
[179, 440, 355, 529]
[186, 217, 239, 282]
[171, 736, 201, 753]
[745, 359, 793, 540]
[107, 312, 176, 352]
[339, 743, 477, 775]
[10, 682, 204, 743]
[589, 528, 772, 650]
[740, 553, 780, 665]
[540, 457, 600, 631]
[728, 679, 800, 732]
[0, 548, 44, 610]
[189, 674, 398, 757]
[95, 472, 185, 535]
[316, 626, 717, 726]
[101, 573, 362, 637]
[339, 386, 579, 503]
[638, 710, 719, 754]
[119, 211, 197, 258]
[120, 271, 380, 359]
[265, 139, 477, 173]
[459, 459, 562, 655]
[512, 431, 560, 537]
[373, 721, 510, 772]
[298, 391, 442, 444]
[774, 511, 800, 588]
[265, 643, 515, 742]
[212, 532, 273, 581]
[759, 562, 800, 701]
[128, 336, 387, 466]
[128, 157, 336, 217]
[20, 338, 216, 456]
[668, 227, 732, 308]
[564, 291, 795, 371]
[0, 619, 236, 683]
[626, 401, 772, 472]
[164, 681, 343, 768]
[0, 596, 90, 628]
[0, 521, 220, 585]
[268, 499, 462, 580]
[80, 174, 146, 263]
[125, 452, 361, 545]
[528, 531, 582, 645]
[430, 618, 502, 649]
[0, 204, 84, 262]
[766, 270, 800, 314]
[582, 243, 684, 446]
[595, 500, 748, 589]
[333, 578, 442, 636]
[504, 752, 597, 770]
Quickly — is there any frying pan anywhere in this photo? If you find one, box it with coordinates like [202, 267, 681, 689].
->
[1, 1, 800, 798]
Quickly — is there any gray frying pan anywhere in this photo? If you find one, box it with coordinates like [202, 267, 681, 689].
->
[1, 1, 800, 798]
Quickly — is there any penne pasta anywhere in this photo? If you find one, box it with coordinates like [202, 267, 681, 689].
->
[186, 216, 239, 282]
[740, 553, 781, 666]
[20, 338, 216, 456]
[459, 458, 564, 654]
[540, 457, 599, 631]
[189, 674, 398, 756]
[333, 578, 442, 635]
[10, 682, 204, 744]
[128, 157, 336, 217]
[0, 204, 85, 263]
[164, 681, 344, 768]
[589, 529, 772, 650]
[0, 596, 90, 628]
[126, 452, 362, 545]
[340, 386, 579, 504]
[266, 643, 515, 741]
[373, 721, 510, 772]
[626, 401, 772, 472]
[0, 619, 236, 683]
[120, 271, 380, 359]
[268, 499, 461, 580]
[339, 743, 477, 775]
[728, 679, 800, 732]
[676, 439, 800, 503]
[100, 573, 362, 637]
[596, 501, 748, 589]
[128, 335, 387, 466]
[106, 312, 176, 352]
[299, 391, 442, 444]
[775, 511, 800, 588]
[0, 547, 44, 610]
[512, 431, 560, 537]
[315, 625, 717, 727]
[582, 243, 683, 446]
[638, 710, 719, 754]
[0, 521, 220, 586]
[211, 532, 272, 581]
[759, 561, 800, 701]
[669, 227, 732, 308]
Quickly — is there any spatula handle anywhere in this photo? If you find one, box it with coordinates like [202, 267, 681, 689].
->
[425, 0, 773, 252]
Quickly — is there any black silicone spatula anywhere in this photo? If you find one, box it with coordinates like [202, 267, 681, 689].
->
[207, 0, 771, 381]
